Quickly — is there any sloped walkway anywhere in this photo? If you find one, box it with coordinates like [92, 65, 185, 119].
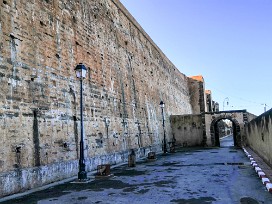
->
[1, 145, 272, 204]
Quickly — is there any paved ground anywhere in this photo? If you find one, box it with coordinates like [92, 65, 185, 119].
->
[220, 135, 234, 147]
[1, 136, 272, 204]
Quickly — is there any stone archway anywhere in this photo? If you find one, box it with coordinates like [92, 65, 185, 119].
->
[210, 116, 241, 147]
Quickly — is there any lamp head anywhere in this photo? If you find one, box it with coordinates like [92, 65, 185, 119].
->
[75, 63, 87, 79]
[160, 101, 165, 108]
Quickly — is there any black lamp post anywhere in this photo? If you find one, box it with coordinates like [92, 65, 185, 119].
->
[75, 63, 87, 180]
[160, 101, 167, 154]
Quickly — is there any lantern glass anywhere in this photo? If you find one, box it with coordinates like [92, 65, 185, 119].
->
[75, 63, 87, 79]
[160, 101, 165, 108]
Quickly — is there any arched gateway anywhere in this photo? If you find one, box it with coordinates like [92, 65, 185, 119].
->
[204, 110, 250, 148]
[210, 116, 241, 147]
[170, 110, 253, 148]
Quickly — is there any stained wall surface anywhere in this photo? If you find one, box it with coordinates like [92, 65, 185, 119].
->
[0, 0, 192, 196]
[170, 114, 203, 147]
[245, 110, 272, 167]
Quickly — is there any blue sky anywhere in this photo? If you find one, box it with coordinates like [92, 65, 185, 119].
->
[120, 0, 272, 116]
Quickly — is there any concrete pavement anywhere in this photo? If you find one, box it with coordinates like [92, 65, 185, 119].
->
[1, 137, 272, 204]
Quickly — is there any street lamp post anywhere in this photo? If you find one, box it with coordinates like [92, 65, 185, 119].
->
[75, 63, 87, 180]
[261, 103, 268, 112]
[160, 101, 167, 154]
[223, 97, 229, 111]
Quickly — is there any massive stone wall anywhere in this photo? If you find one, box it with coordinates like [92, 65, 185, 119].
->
[0, 0, 192, 196]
